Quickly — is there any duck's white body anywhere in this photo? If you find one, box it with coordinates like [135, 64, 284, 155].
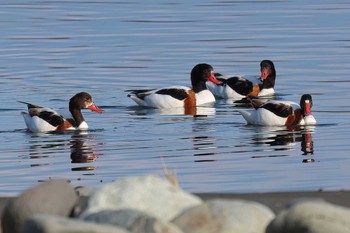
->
[20, 92, 103, 133]
[206, 79, 246, 99]
[22, 111, 68, 133]
[257, 88, 275, 97]
[238, 97, 316, 126]
[207, 60, 276, 99]
[128, 86, 216, 108]
[128, 63, 221, 109]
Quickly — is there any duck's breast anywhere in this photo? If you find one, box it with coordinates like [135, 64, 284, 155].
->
[258, 88, 275, 97]
[300, 115, 317, 125]
[195, 90, 216, 106]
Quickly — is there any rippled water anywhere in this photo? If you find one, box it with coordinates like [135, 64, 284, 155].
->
[1, 0, 350, 195]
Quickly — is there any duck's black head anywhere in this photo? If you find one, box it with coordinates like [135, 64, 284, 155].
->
[260, 60, 276, 88]
[300, 94, 313, 115]
[191, 63, 220, 93]
[70, 92, 93, 110]
[69, 92, 103, 113]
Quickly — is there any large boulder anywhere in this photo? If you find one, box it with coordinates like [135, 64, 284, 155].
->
[78, 175, 202, 222]
[266, 200, 350, 233]
[1, 180, 78, 233]
[172, 198, 275, 233]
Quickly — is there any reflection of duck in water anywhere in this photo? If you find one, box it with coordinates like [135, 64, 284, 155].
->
[300, 126, 315, 158]
[301, 132, 314, 155]
[248, 125, 316, 160]
[238, 94, 316, 126]
[70, 133, 100, 171]
[206, 60, 276, 99]
[19, 92, 104, 133]
[128, 105, 216, 117]
[249, 126, 296, 149]
[190, 120, 218, 162]
[264, 130, 296, 147]
[70, 138, 96, 164]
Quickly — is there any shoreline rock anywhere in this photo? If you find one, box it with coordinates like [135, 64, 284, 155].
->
[77, 175, 202, 221]
[0, 175, 350, 233]
[1, 180, 78, 233]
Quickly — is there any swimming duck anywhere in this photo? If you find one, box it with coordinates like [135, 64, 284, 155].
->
[206, 60, 276, 99]
[237, 94, 316, 126]
[127, 63, 221, 108]
[19, 92, 104, 133]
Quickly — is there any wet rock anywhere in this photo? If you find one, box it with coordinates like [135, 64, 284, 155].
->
[78, 175, 202, 221]
[1, 180, 78, 233]
[84, 209, 183, 233]
[266, 200, 350, 233]
[171, 198, 275, 233]
[24, 214, 129, 233]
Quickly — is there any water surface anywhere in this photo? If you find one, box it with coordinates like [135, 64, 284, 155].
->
[1, 0, 350, 195]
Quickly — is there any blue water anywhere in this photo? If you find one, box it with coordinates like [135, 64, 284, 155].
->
[0, 0, 350, 195]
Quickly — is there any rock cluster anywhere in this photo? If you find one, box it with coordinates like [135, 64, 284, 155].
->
[1, 175, 350, 233]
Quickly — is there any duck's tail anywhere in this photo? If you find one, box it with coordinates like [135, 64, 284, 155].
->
[237, 109, 254, 125]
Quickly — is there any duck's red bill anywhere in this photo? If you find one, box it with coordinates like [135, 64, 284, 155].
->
[208, 74, 222, 85]
[304, 103, 311, 115]
[260, 69, 269, 80]
[89, 104, 104, 113]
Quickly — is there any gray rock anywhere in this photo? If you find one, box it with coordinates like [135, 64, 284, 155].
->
[172, 198, 275, 233]
[78, 175, 202, 221]
[24, 214, 129, 233]
[266, 200, 350, 233]
[73, 186, 95, 217]
[1, 180, 78, 233]
[84, 209, 183, 233]
[75, 186, 95, 197]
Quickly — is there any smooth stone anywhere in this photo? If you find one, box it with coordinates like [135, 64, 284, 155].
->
[78, 175, 202, 222]
[24, 214, 129, 233]
[266, 200, 350, 233]
[172, 198, 275, 233]
[1, 180, 78, 233]
[84, 209, 183, 233]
